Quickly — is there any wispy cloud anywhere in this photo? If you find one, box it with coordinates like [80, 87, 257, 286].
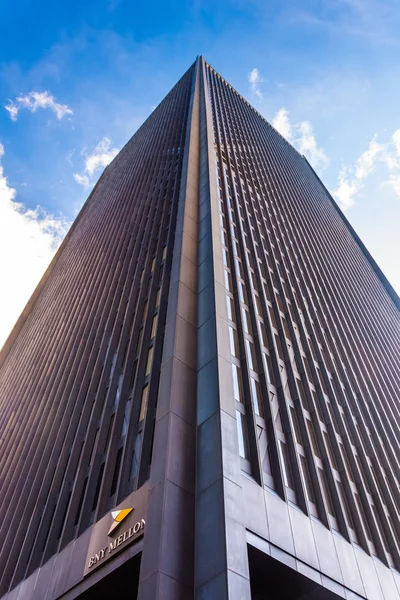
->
[333, 131, 400, 210]
[0, 143, 70, 348]
[5, 91, 72, 122]
[73, 137, 119, 188]
[272, 108, 292, 140]
[383, 128, 400, 198]
[248, 68, 264, 101]
[335, 135, 384, 210]
[272, 108, 329, 171]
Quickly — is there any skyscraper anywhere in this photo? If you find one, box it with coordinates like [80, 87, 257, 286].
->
[0, 56, 399, 600]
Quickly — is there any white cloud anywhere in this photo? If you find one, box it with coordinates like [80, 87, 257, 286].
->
[0, 144, 70, 348]
[73, 173, 90, 188]
[354, 135, 384, 179]
[332, 131, 400, 210]
[248, 68, 264, 101]
[5, 91, 72, 122]
[333, 167, 360, 211]
[382, 128, 400, 197]
[333, 135, 384, 210]
[272, 108, 292, 141]
[295, 120, 329, 170]
[73, 137, 119, 188]
[387, 173, 400, 197]
[272, 108, 329, 171]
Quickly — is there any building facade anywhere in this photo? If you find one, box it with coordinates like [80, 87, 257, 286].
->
[0, 56, 399, 600]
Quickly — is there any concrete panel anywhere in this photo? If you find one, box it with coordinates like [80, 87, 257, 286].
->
[166, 414, 195, 494]
[354, 548, 384, 600]
[198, 283, 215, 329]
[157, 357, 196, 426]
[311, 519, 343, 584]
[174, 316, 197, 371]
[197, 358, 219, 425]
[198, 316, 217, 371]
[177, 282, 197, 328]
[217, 356, 236, 419]
[197, 412, 222, 493]
[333, 534, 366, 598]
[296, 560, 322, 585]
[289, 505, 320, 570]
[197, 571, 227, 600]
[322, 575, 346, 598]
[264, 490, 295, 556]
[374, 560, 400, 600]
[159, 481, 194, 587]
[241, 476, 269, 540]
[220, 410, 242, 487]
[195, 480, 227, 587]
[179, 255, 197, 293]
[225, 519, 250, 580]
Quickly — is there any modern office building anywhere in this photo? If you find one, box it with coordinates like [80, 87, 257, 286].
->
[0, 56, 399, 600]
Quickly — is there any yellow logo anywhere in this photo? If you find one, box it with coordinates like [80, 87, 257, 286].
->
[108, 508, 133, 536]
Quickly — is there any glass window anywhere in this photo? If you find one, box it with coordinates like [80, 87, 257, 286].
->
[232, 364, 243, 403]
[145, 347, 154, 376]
[318, 468, 336, 518]
[226, 295, 235, 321]
[250, 377, 263, 417]
[300, 455, 315, 504]
[131, 431, 143, 478]
[155, 287, 161, 307]
[337, 480, 355, 531]
[241, 307, 251, 334]
[258, 320, 268, 348]
[307, 419, 321, 458]
[290, 406, 303, 445]
[262, 352, 273, 384]
[142, 301, 148, 323]
[151, 314, 158, 339]
[246, 339, 256, 371]
[236, 410, 249, 459]
[279, 440, 295, 490]
[229, 326, 240, 358]
[139, 385, 149, 421]
[121, 400, 131, 437]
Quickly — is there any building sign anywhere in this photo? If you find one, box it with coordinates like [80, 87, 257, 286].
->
[84, 488, 147, 577]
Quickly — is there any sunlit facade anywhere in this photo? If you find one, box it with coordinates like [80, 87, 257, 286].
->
[0, 56, 399, 600]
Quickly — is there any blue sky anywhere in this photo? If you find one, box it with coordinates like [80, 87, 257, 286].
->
[0, 0, 399, 345]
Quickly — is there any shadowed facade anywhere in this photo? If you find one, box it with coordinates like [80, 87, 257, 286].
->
[0, 57, 399, 600]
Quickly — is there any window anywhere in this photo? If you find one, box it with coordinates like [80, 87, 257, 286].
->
[241, 307, 251, 334]
[139, 385, 149, 421]
[290, 406, 302, 445]
[307, 419, 321, 458]
[250, 378, 263, 416]
[229, 326, 240, 358]
[150, 314, 158, 339]
[142, 301, 148, 323]
[155, 287, 161, 307]
[318, 468, 336, 518]
[279, 441, 295, 490]
[246, 339, 256, 371]
[236, 410, 249, 459]
[145, 347, 154, 376]
[300, 455, 315, 504]
[226, 295, 235, 321]
[131, 432, 143, 478]
[232, 364, 243, 403]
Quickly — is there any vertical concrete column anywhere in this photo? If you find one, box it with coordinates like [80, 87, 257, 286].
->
[194, 59, 252, 599]
[137, 61, 201, 600]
